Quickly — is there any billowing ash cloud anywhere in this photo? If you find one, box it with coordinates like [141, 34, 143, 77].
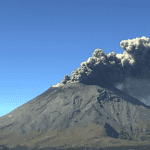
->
[53, 36, 150, 90]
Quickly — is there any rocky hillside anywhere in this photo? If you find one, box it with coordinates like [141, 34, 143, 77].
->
[0, 82, 150, 149]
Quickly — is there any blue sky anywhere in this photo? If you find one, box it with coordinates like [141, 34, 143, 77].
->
[0, 0, 150, 118]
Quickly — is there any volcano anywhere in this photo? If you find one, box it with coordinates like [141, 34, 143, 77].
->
[0, 82, 150, 150]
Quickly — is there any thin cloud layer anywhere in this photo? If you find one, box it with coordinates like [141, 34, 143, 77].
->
[53, 36, 150, 89]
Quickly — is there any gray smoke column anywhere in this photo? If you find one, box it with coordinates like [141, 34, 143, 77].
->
[53, 36, 150, 86]
[52, 36, 150, 105]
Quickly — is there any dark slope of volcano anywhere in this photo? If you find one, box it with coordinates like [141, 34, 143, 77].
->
[1, 82, 150, 150]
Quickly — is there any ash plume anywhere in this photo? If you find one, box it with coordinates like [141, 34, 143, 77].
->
[53, 36, 150, 86]
[53, 36, 150, 105]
